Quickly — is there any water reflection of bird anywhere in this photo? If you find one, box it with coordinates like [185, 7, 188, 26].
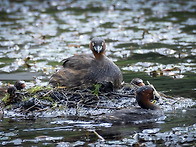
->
[49, 37, 123, 89]
[96, 86, 164, 124]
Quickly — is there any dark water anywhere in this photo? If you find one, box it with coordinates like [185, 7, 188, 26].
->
[0, 0, 196, 146]
[0, 109, 195, 146]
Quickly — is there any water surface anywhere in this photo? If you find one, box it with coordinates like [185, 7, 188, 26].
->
[0, 0, 195, 146]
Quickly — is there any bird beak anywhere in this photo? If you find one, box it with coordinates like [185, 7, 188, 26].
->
[94, 45, 103, 53]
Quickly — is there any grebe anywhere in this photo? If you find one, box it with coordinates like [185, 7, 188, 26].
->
[96, 86, 163, 124]
[6, 81, 26, 97]
[49, 37, 123, 89]
[6, 81, 26, 103]
[131, 78, 145, 86]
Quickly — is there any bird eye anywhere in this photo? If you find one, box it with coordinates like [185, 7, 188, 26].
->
[102, 42, 104, 46]
[92, 42, 94, 46]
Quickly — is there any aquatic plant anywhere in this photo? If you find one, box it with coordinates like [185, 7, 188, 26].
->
[27, 86, 43, 94]
[91, 84, 101, 96]
[2, 93, 10, 103]
[27, 85, 53, 94]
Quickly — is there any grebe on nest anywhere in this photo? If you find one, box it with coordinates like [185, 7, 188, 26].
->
[96, 86, 164, 124]
[49, 37, 123, 89]
[6, 81, 26, 97]
[5, 81, 26, 103]
[131, 78, 145, 87]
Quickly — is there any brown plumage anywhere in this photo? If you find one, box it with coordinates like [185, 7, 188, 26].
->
[96, 86, 163, 124]
[131, 78, 145, 86]
[49, 37, 123, 89]
[136, 86, 158, 110]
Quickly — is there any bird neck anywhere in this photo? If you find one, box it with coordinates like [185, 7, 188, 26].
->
[138, 100, 158, 110]
[93, 52, 105, 60]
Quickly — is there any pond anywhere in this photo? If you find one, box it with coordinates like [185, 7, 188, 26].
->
[0, 0, 195, 146]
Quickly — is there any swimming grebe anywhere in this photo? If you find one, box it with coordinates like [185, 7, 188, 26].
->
[96, 86, 163, 124]
[49, 37, 123, 89]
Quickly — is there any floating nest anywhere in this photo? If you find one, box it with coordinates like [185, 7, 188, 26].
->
[0, 82, 138, 117]
[0, 81, 194, 119]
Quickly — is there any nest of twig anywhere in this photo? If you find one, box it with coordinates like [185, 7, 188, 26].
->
[0, 82, 138, 115]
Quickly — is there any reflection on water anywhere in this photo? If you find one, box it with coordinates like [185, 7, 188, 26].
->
[0, 109, 195, 146]
[0, 0, 195, 146]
